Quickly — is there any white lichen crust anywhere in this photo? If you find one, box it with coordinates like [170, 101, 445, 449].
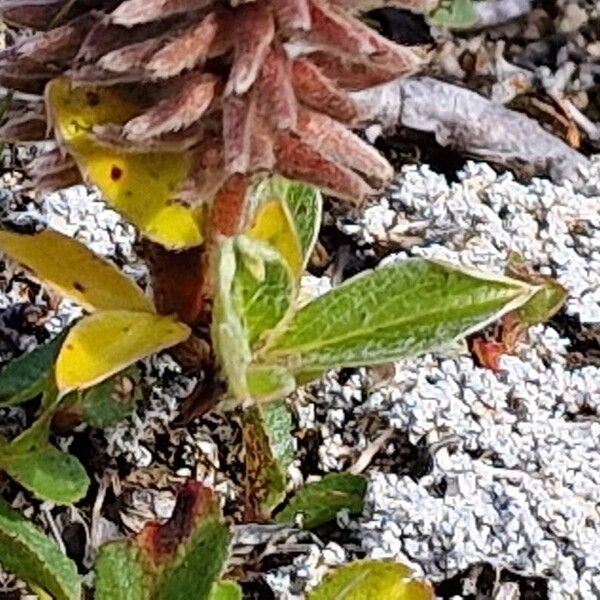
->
[282, 158, 600, 599]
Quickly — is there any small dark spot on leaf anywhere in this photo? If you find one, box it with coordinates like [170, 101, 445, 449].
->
[110, 165, 123, 182]
[122, 326, 131, 333]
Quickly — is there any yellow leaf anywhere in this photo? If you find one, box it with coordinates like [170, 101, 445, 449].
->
[46, 78, 204, 249]
[55, 310, 190, 392]
[0, 230, 153, 313]
[248, 200, 303, 277]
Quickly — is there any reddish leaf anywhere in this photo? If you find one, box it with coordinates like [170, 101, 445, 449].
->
[140, 483, 211, 557]
[471, 338, 505, 372]
[29, 147, 76, 181]
[291, 58, 358, 123]
[13, 13, 98, 66]
[274, 132, 373, 202]
[471, 314, 527, 372]
[223, 91, 256, 174]
[123, 74, 217, 141]
[68, 64, 143, 86]
[0, 14, 96, 89]
[34, 165, 84, 191]
[331, 0, 439, 12]
[226, 3, 274, 95]
[95, 482, 232, 600]
[210, 174, 249, 237]
[0, 112, 48, 142]
[0, 73, 49, 95]
[0, 0, 65, 29]
[98, 38, 166, 75]
[296, 107, 393, 187]
[272, 0, 312, 32]
[92, 121, 208, 153]
[308, 0, 426, 73]
[308, 0, 377, 55]
[249, 114, 276, 172]
[146, 12, 224, 79]
[111, 0, 213, 27]
[180, 137, 226, 205]
[76, 19, 173, 64]
[143, 241, 207, 326]
[306, 50, 406, 91]
[256, 45, 297, 131]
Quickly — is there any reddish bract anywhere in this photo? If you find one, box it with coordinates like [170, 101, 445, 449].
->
[0, 0, 427, 203]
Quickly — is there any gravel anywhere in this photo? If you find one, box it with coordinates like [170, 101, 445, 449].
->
[269, 157, 600, 599]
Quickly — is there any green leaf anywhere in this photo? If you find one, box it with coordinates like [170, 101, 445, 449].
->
[242, 401, 294, 519]
[505, 254, 567, 326]
[214, 178, 319, 403]
[212, 238, 252, 401]
[308, 560, 433, 600]
[209, 581, 242, 600]
[275, 473, 367, 529]
[249, 177, 321, 278]
[233, 237, 295, 346]
[70, 367, 141, 428]
[262, 259, 537, 372]
[214, 236, 296, 403]
[255, 177, 322, 270]
[155, 509, 230, 600]
[3, 446, 90, 504]
[294, 369, 326, 386]
[262, 400, 295, 472]
[8, 385, 60, 452]
[0, 398, 90, 504]
[95, 541, 146, 600]
[95, 483, 232, 600]
[247, 365, 296, 403]
[0, 497, 82, 600]
[427, 0, 478, 29]
[0, 334, 65, 407]
[283, 182, 322, 267]
[516, 278, 567, 326]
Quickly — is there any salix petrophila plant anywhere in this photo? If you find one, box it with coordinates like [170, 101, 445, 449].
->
[0, 178, 566, 597]
[0, 0, 566, 596]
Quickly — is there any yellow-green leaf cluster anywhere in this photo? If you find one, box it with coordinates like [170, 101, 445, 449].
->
[211, 178, 322, 404]
[0, 229, 190, 393]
